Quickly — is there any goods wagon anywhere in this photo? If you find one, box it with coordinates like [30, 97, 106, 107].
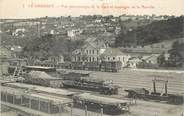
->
[62, 74, 119, 95]
[100, 61, 122, 72]
[85, 62, 100, 71]
[22, 71, 63, 88]
[34, 61, 122, 72]
[125, 79, 183, 105]
[71, 62, 84, 70]
[73, 93, 129, 115]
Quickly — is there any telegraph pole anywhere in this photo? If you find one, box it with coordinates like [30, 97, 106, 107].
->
[100, 105, 103, 116]
[85, 104, 88, 116]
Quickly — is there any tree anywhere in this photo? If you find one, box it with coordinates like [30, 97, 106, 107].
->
[157, 53, 166, 67]
[168, 52, 183, 67]
[167, 41, 184, 67]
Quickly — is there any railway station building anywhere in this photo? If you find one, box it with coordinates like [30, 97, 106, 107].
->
[71, 41, 130, 67]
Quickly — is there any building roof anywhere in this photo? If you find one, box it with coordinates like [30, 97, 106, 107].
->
[10, 45, 23, 52]
[5, 82, 77, 96]
[27, 71, 57, 79]
[1, 85, 72, 105]
[142, 54, 160, 61]
[24, 65, 56, 70]
[29, 93, 72, 105]
[102, 48, 124, 56]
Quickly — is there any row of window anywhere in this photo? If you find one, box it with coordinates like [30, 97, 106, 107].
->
[85, 49, 99, 55]
[106, 56, 126, 62]
[74, 56, 127, 62]
[75, 56, 99, 62]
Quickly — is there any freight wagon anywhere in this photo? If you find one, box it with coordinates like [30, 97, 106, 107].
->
[73, 93, 129, 115]
[22, 71, 63, 88]
[85, 62, 101, 71]
[34, 61, 122, 72]
[61, 73, 119, 95]
[100, 61, 122, 72]
[125, 79, 184, 105]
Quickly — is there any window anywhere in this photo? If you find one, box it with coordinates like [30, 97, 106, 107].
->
[93, 57, 95, 62]
[97, 50, 99, 54]
[86, 50, 88, 54]
[119, 57, 121, 61]
[108, 57, 110, 61]
[75, 56, 77, 61]
[113, 57, 115, 60]
[92, 50, 95, 54]
[89, 50, 91, 54]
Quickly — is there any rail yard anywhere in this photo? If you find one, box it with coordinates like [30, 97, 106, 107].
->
[1, 65, 184, 116]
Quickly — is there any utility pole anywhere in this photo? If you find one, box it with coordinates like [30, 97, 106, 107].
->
[100, 105, 103, 116]
[70, 103, 73, 116]
[85, 104, 88, 116]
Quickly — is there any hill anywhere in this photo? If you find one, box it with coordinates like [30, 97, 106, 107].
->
[115, 16, 184, 47]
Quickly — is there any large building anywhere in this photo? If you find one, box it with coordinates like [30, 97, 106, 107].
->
[72, 40, 107, 62]
[72, 40, 130, 67]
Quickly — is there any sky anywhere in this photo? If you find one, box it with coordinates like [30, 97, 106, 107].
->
[0, 0, 184, 19]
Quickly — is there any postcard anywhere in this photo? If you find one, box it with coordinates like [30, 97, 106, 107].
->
[0, 0, 183, 116]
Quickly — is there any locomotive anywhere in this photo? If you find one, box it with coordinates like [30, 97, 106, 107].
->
[61, 72, 120, 95]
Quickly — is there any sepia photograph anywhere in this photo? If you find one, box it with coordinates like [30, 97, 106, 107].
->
[0, 0, 184, 116]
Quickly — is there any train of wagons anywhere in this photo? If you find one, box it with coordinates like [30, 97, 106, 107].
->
[34, 61, 122, 72]
[7, 65, 184, 105]
[0, 81, 129, 115]
[16, 66, 120, 95]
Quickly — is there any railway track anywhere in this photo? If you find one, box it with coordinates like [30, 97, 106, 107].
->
[91, 69, 184, 94]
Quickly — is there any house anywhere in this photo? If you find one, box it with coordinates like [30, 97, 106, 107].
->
[101, 48, 131, 67]
[10, 45, 23, 58]
[48, 55, 64, 64]
[67, 28, 83, 38]
[126, 57, 142, 68]
[142, 54, 160, 64]
[0, 46, 12, 58]
[140, 54, 160, 68]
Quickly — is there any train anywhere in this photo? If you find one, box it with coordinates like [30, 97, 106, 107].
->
[15, 65, 120, 95]
[34, 61, 122, 72]
[1, 81, 129, 115]
[73, 93, 129, 115]
[61, 72, 120, 95]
